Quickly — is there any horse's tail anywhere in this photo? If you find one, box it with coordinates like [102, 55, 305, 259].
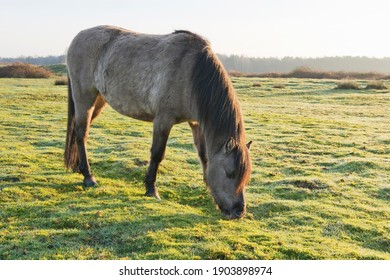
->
[64, 75, 79, 172]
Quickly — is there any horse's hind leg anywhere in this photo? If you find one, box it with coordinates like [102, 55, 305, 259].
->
[91, 95, 106, 123]
[74, 89, 104, 187]
[144, 119, 173, 199]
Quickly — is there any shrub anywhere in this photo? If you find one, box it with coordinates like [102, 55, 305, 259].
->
[45, 64, 68, 76]
[54, 77, 68, 86]
[273, 83, 286, 89]
[228, 70, 246, 77]
[287, 67, 347, 79]
[228, 67, 390, 80]
[288, 66, 319, 78]
[252, 82, 262, 87]
[365, 80, 388, 90]
[335, 81, 360, 90]
[0, 63, 52, 78]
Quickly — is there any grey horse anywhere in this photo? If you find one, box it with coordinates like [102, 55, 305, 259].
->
[65, 25, 252, 219]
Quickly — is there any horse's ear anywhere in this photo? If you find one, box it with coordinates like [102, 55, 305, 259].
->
[225, 137, 237, 154]
[246, 141, 252, 150]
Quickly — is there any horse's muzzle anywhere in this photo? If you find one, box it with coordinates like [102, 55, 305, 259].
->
[221, 203, 246, 220]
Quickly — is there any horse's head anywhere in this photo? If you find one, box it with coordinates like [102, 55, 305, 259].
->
[206, 138, 252, 219]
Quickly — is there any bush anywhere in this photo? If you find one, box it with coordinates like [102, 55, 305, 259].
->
[365, 80, 388, 90]
[0, 63, 52, 78]
[335, 81, 360, 90]
[54, 77, 68, 86]
[287, 66, 326, 79]
[228, 67, 390, 80]
[273, 83, 286, 89]
[228, 70, 246, 77]
[45, 64, 68, 76]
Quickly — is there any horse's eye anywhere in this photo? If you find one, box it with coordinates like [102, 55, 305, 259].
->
[225, 170, 236, 179]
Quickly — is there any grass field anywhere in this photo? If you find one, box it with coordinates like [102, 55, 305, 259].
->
[0, 77, 389, 260]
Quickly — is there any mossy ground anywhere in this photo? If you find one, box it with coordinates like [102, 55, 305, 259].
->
[0, 78, 389, 259]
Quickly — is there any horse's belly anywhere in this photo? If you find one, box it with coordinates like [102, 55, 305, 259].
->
[103, 93, 154, 122]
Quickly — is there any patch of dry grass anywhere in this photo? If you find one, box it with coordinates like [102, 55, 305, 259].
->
[0, 63, 52, 78]
[335, 80, 360, 90]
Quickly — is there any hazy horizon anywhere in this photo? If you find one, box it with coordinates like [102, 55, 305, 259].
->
[2, 54, 390, 60]
[1, 0, 390, 58]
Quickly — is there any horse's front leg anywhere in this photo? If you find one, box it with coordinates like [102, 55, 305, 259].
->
[144, 120, 173, 200]
[189, 122, 208, 183]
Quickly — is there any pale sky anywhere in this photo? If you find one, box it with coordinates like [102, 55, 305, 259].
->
[1, 0, 390, 58]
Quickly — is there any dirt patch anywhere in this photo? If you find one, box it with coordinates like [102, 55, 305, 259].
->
[0, 177, 21, 182]
[288, 179, 329, 190]
[134, 159, 148, 166]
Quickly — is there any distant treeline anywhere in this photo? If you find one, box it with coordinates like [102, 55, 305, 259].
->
[0, 55, 65, 65]
[218, 55, 390, 74]
[1, 54, 390, 74]
[229, 66, 390, 80]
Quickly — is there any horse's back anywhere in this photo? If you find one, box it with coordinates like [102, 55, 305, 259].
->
[67, 25, 208, 122]
[67, 26, 127, 77]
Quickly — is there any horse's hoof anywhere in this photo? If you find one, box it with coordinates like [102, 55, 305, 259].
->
[84, 176, 97, 188]
[145, 189, 161, 200]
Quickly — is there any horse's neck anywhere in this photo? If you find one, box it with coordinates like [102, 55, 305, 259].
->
[203, 128, 227, 156]
[200, 111, 243, 156]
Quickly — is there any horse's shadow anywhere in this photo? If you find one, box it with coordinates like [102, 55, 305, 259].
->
[91, 157, 148, 183]
[9, 199, 209, 258]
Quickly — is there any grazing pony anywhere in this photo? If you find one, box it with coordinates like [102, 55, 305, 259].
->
[65, 26, 252, 219]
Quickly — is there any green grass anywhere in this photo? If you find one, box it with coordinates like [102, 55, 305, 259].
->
[1, 77, 389, 260]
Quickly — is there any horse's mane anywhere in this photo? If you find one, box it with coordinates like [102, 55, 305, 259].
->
[192, 44, 244, 147]
[191, 41, 251, 191]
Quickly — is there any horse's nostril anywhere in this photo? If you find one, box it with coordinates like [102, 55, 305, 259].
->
[217, 201, 246, 219]
[234, 208, 245, 218]
[224, 205, 246, 220]
[234, 202, 246, 217]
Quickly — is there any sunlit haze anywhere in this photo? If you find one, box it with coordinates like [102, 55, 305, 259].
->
[1, 0, 390, 58]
